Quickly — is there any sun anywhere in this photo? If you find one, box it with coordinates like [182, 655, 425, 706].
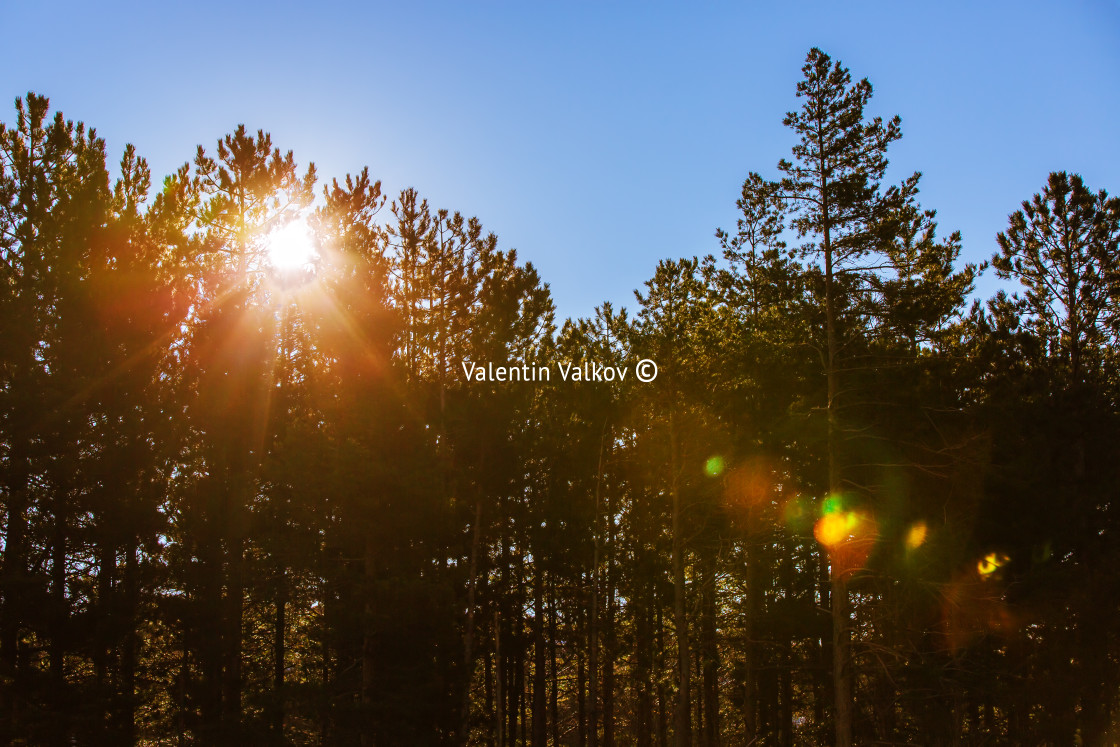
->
[266, 217, 317, 270]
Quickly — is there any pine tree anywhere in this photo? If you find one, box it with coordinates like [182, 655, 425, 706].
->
[994, 171, 1120, 384]
[180, 125, 316, 742]
[748, 47, 916, 745]
[990, 172, 1120, 743]
[634, 258, 711, 746]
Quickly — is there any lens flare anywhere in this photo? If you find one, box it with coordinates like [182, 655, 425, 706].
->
[814, 511, 860, 547]
[905, 522, 928, 550]
[722, 457, 777, 531]
[822, 494, 844, 515]
[941, 572, 1016, 653]
[813, 496, 879, 578]
[782, 495, 812, 532]
[977, 552, 1008, 576]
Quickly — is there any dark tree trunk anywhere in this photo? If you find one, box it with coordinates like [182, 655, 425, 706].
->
[459, 500, 484, 746]
[549, 579, 560, 747]
[0, 462, 29, 743]
[532, 568, 547, 747]
[222, 532, 245, 743]
[94, 538, 116, 738]
[577, 601, 586, 747]
[670, 413, 690, 747]
[656, 602, 669, 747]
[742, 541, 761, 744]
[49, 490, 68, 747]
[780, 639, 793, 747]
[361, 535, 376, 747]
[484, 649, 494, 746]
[272, 570, 287, 741]
[699, 548, 719, 747]
[821, 188, 852, 747]
[636, 581, 653, 747]
[495, 612, 504, 747]
[119, 543, 139, 743]
[603, 478, 617, 747]
[816, 544, 831, 738]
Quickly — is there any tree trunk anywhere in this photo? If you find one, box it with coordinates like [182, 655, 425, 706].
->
[636, 583, 653, 747]
[590, 554, 600, 747]
[604, 473, 617, 747]
[515, 551, 527, 747]
[822, 206, 852, 747]
[361, 535, 376, 747]
[670, 412, 690, 747]
[120, 543, 139, 743]
[742, 541, 760, 744]
[223, 532, 245, 743]
[577, 603, 586, 747]
[459, 500, 484, 746]
[780, 545, 795, 747]
[484, 650, 494, 746]
[198, 516, 223, 740]
[656, 603, 669, 747]
[272, 570, 287, 741]
[49, 490, 68, 746]
[780, 640, 793, 747]
[495, 612, 504, 747]
[94, 537, 116, 738]
[814, 546, 829, 737]
[603, 572, 616, 747]
[520, 633, 528, 747]
[699, 548, 719, 747]
[549, 580, 561, 747]
[1, 460, 30, 743]
[532, 568, 547, 747]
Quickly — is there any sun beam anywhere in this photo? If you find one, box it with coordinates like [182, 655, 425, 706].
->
[266, 217, 316, 271]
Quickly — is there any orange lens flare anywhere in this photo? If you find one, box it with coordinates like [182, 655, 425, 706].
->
[814, 503, 878, 578]
[722, 457, 776, 530]
[905, 522, 928, 550]
[814, 511, 859, 547]
[940, 572, 1016, 653]
[977, 552, 1008, 576]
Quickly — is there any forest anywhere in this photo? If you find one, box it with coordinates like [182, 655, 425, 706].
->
[1, 47, 1119, 746]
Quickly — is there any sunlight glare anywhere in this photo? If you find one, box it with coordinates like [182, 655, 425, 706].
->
[267, 218, 316, 270]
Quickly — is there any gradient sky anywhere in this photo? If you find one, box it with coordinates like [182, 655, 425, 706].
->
[3, 1, 1118, 321]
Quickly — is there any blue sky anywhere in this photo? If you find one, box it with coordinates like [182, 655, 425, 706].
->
[3, 1, 1118, 321]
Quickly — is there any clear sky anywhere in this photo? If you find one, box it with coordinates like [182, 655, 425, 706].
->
[3, 1, 1118, 321]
